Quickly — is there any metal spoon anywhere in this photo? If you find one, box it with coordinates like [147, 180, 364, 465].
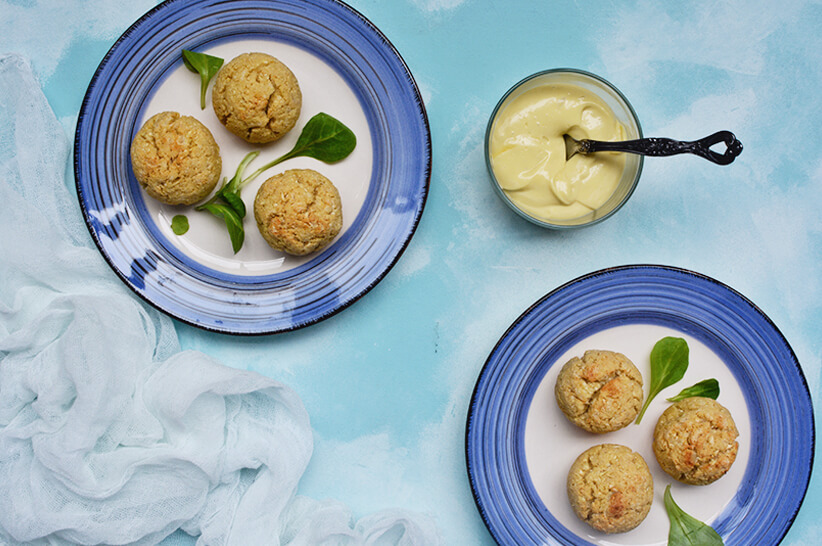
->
[563, 130, 743, 165]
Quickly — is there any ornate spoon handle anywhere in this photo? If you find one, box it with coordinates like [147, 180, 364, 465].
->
[580, 131, 743, 165]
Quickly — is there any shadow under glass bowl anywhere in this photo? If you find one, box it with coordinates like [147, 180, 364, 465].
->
[485, 68, 643, 229]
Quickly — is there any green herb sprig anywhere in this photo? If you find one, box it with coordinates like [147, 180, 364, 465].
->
[182, 50, 224, 109]
[242, 112, 357, 183]
[667, 378, 720, 403]
[664, 485, 724, 545]
[197, 112, 356, 253]
[195, 151, 258, 253]
[635, 336, 689, 424]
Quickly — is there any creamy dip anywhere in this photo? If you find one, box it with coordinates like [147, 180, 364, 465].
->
[489, 83, 627, 222]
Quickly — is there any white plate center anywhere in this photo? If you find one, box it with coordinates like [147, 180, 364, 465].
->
[138, 39, 373, 276]
[524, 323, 750, 546]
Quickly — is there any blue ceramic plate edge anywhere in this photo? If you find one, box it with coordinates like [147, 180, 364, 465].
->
[465, 264, 815, 545]
[73, 0, 432, 336]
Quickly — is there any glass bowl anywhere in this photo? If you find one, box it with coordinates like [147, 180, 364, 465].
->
[485, 68, 643, 229]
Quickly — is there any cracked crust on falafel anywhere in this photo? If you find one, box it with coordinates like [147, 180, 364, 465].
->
[653, 396, 739, 485]
[555, 350, 644, 433]
[567, 443, 654, 534]
[212, 52, 301, 144]
[253, 169, 342, 256]
[130, 111, 222, 205]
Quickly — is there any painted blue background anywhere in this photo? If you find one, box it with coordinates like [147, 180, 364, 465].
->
[2, 0, 820, 543]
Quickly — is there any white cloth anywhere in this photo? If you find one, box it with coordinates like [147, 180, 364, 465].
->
[0, 53, 437, 546]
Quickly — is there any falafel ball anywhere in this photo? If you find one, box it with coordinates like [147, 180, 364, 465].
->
[212, 52, 302, 143]
[653, 396, 739, 485]
[567, 443, 654, 534]
[253, 168, 342, 256]
[555, 350, 644, 433]
[130, 111, 222, 206]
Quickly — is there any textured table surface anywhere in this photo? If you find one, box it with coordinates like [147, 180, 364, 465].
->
[2, 0, 820, 544]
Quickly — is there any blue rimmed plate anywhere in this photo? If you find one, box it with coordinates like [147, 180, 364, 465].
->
[466, 265, 814, 545]
[75, 0, 430, 335]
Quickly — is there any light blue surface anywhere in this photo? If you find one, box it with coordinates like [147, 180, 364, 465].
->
[2, 0, 821, 544]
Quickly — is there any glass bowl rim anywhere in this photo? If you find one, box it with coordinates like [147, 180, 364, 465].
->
[484, 67, 644, 229]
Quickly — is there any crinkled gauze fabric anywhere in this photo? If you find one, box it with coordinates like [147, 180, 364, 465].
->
[0, 54, 437, 546]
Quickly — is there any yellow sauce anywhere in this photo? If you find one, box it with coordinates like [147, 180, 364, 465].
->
[489, 83, 627, 222]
